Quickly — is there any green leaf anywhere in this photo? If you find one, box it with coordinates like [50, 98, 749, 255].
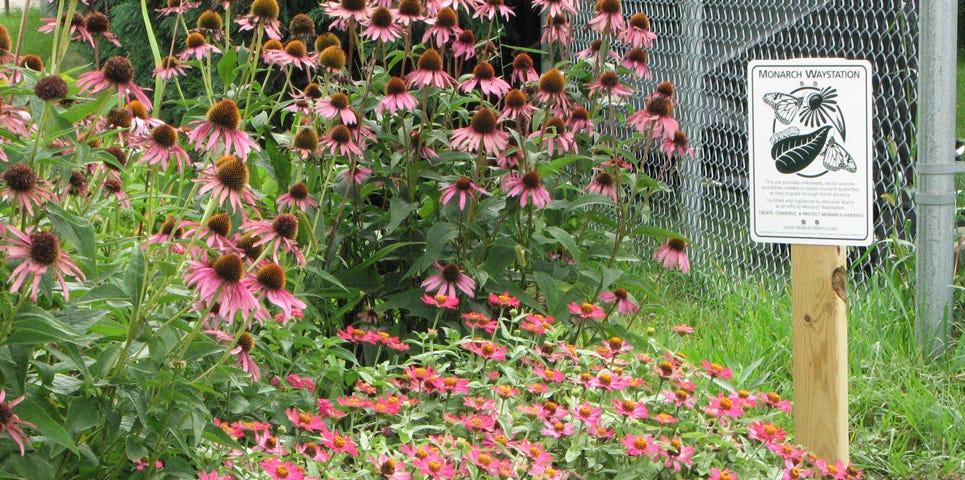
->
[217, 47, 239, 85]
[564, 193, 617, 211]
[123, 245, 146, 308]
[16, 396, 79, 455]
[4, 306, 89, 346]
[45, 202, 96, 270]
[544, 226, 581, 264]
[387, 199, 419, 235]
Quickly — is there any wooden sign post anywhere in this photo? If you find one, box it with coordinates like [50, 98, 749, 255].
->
[748, 59, 873, 462]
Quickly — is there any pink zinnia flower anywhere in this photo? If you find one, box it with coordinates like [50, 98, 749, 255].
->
[185, 253, 260, 322]
[501, 171, 552, 208]
[194, 156, 258, 214]
[585, 171, 619, 202]
[568, 301, 606, 319]
[186, 99, 261, 160]
[463, 312, 497, 333]
[317, 92, 358, 124]
[699, 360, 733, 379]
[621, 434, 658, 457]
[704, 393, 745, 419]
[406, 48, 455, 88]
[0, 227, 85, 302]
[0, 389, 34, 455]
[611, 398, 649, 419]
[411, 453, 455, 480]
[370, 454, 411, 480]
[286, 408, 327, 432]
[439, 177, 488, 210]
[621, 12, 658, 48]
[259, 458, 304, 480]
[672, 323, 694, 334]
[421, 261, 475, 297]
[588, 0, 626, 35]
[488, 291, 520, 307]
[541, 419, 575, 438]
[658, 437, 695, 471]
[1, 163, 56, 216]
[421, 293, 460, 309]
[246, 262, 307, 321]
[598, 288, 638, 314]
[206, 329, 262, 382]
[762, 392, 793, 413]
[461, 340, 507, 360]
[653, 238, 690, 273]
[749, 421, 788, 446]
[709, 468, 738, 480]
[141, 124, 190, 172]
[459, 61, 511, 97]
[362, 7, 404, 42]
[179, 32, 222, 62]
[451, 107, 510, 156]
[76, 56, 152, 110]
[242, 214, 307, 265]
[320, 427, 359, 456]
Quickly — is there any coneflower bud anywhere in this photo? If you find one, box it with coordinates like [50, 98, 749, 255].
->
[655, 81, 675, 98]
[20, 54, 44, 71]
[105, 146, 127, 168]
[318, 45, 346, 70]
[34, 75, 69, 101]
[289, 13, 315, 37]
[314, 32, 341, 52]
[207, 99, 241, 130]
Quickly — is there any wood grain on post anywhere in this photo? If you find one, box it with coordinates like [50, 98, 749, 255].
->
[790, 244, 849, 462]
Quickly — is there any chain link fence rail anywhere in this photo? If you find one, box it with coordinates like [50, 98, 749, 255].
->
[572, 0, 920, 287]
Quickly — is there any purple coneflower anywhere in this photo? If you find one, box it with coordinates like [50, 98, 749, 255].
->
[377, 77, 418, 115]
[542, 14, 572, 46]
[126, 100, 164, 137]
[474, 0, 514, 20]
[185, 253, 260, 322]
[317, 45, 348, 77]
[241, 214, 307, 265]
[156, 0, 201, 16]
[76, 56, 153, 110]
[235, 0, 282, 39]
[276, 182, 318, 212]
[195, 155, 259, 213]
[576, 39, 621, 64]
[317, 92, 357, 124]
[534, 69, 572, 113]
[287, 128, 319, 159]
[153, 55, 191, 80]
[567, 106, 594, 134]
[653, 238, 690, 273]
[196, 9, 225, 40]
[439, 177, 488, 210]
[85, 11, 121, 47]
[181, 213, 239, 253]
[626, 96, 679, 141]
[529, 116, 576, 156]
[406, 48, 455, 88]
[324, 0, 373, 31]
[205, 329, 262, 381]
[422, 7, 462, 46]
[179, 32, 222, 62]
[141, 124, 190, 172]
[0, 389, 34, 455]
[361, 7, 403, 42]
[148, 215, 185, 253]
[588, 0, 626, 35]
[0, 226, 85, 302]
[459, 61, 511, 97]
[501, 171, 551, 208]
[187, 99, 261, 160]
[265, 40, 316, 70]
[586, 171, 618, 202]
[320, 125, 364, 158]
[588, 71, 634, 102]
[531, 0, 576, 18]
[421, 261, 476, 298]
[395, 0, 424, 24]
[621, 12, 658, 48]
[498, 88, 537, 123]
[622, 48, 651, 79]
[245, 261, 307, 321]
[339, 165, 372, 187]
[450, 107, 510, 156]
[1, 164, 56, 216]
[452, 30, 476, 61]
[39, 12, 93, 46]
[102, 178, 131, 208]
[598, 288, 639, 314]
[510, 53, 538, 85]
[660, 130, 695, 159]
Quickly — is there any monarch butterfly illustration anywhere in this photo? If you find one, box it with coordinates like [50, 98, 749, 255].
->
[763, 87, 847, 140]
[763, 92, 803, 125]
[820, 137, 857, 173]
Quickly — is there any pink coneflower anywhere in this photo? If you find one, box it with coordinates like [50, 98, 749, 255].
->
[653, 238, 690, 273]
[182, 213, 238, 253]
[452, 29, 476, 61]
[459, 61, 511, 97]
[185, 253, 261, 322]
[0, 389, 34, 455]
[542, 14, 572, 46]
[246, 262, 307, 321]
[598, 288, 638, 314]
[422, 7, 462, 46]
[142, 124, 190, 172]
[626, 96, 679, 141]
[77, 56, 152, 110]
[422, 293, 459, 309]
[39, 12, 94, 46]
[568, 301, 606, 319]
[507, 53, 537, 86]
[126, 100, 164, 137]
[566, 106, 594, 134]
[588, 71, 634, 101]
[362, 7, 403, 42]
[277, 182, 318, 212]
[501, 171, 552, 208]
[102, 178, 131, 208]
[498, 89, 537, 124]
[534, 115, 578, 156]
[621, 12, 658, 48]
[195, 156, 258, 213]
[531, 0, 576, 18]
[85, 11, 121, 47]
[406, 48, 455, 88]
[265, 40, 316, 70]
[187, 99, 261, 160]
[0, 227, 85, 302]
[320, 125, 364, 158]
[450, 108, 508, 156]
[317, 92, 357, 124]
[1, 163, 56, 216]
[661, 130, 695, 159]
[576, 39, 621, 64]
[534, 69, 572, 113]
[236, 0, 283, 39]
[323, 0, 373, 31]
[439, 177, 487, 210]
[621, 434, 658, 457]
[588, 0, 626, 35]
[179, 32, 222, 61]
[242, 214, 307, 265]
[377, 77, 418, 114]
[621, 48, 651, 79]
[156, 0, 201, 16]
[421, 261, 475, 297]
[474, 0, 514, 20]
[287, 128, 319, 160]
[259, 457, 304, 480]
[320, 427, 360, 456]
[153, 55, 191, 80]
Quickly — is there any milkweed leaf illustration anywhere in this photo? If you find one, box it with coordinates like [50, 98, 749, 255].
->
[770, 126, 832, 174]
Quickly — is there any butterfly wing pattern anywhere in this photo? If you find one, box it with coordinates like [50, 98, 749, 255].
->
[763, 92, 802, 125]
[820, 137, 857, 173]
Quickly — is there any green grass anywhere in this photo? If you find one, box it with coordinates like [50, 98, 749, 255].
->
[959, 48, 965, 139]
[0, 8, 55, 65]
[634, 261, 965, 479]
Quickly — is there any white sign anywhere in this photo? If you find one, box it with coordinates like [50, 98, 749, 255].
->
[748, 58, 873, 246]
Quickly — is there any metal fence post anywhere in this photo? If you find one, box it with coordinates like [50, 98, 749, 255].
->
[915, 0, 957, 359]
[679, 0, 704, 254]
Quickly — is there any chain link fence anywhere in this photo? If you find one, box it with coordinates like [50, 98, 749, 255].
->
[572, 0, 920, 288]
